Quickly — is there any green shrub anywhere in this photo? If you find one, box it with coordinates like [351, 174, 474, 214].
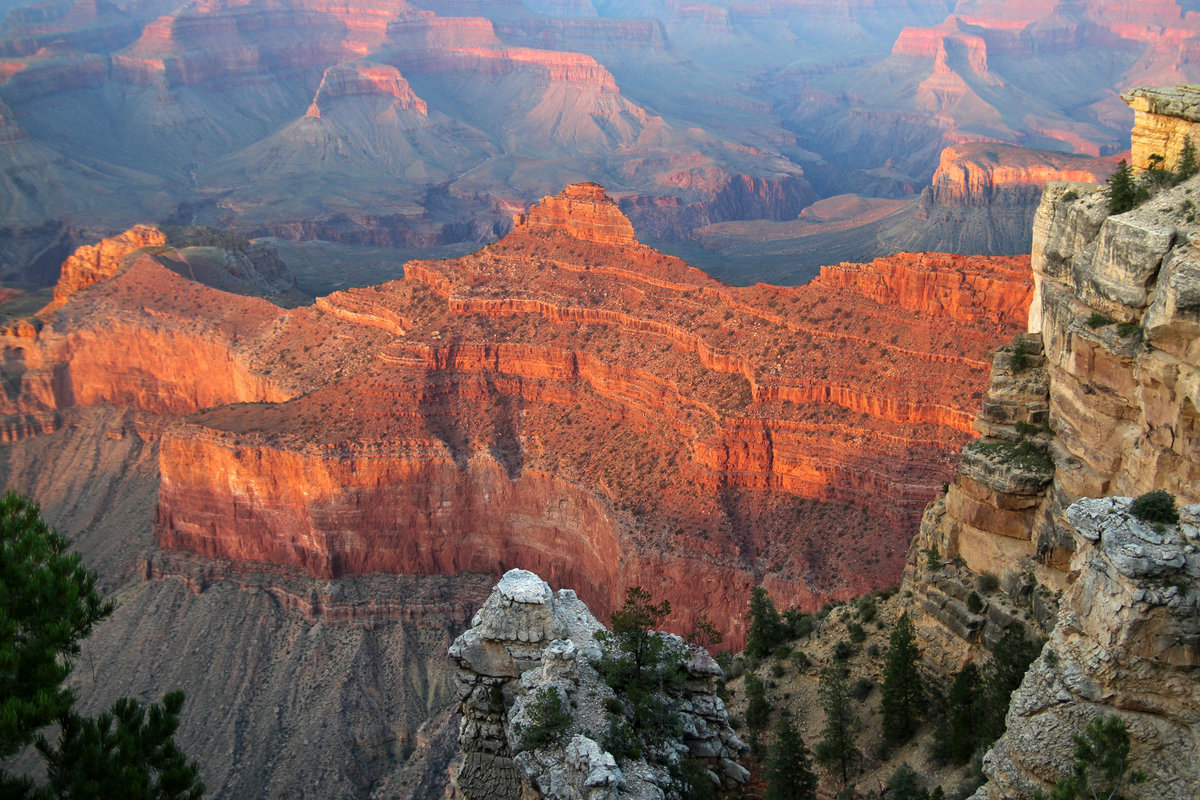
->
[1085, 312, 1116, 329]
[518, 687, 572, 749]
[977, 573, 1000, 594]
[1130, 490, 1179, 524]
[833, 640, 855, 661]
[855, 595, 877, 623]
[925, 542, 943, 571]
[970, 439, 1054, 474]
[792, 650, 812, 671]
[848, 623, 867, 643]
[1115, 322, 1142, 339]
[774, 643, 792, 661]
[1060, 189, 1079, 202]
[966, 592, 984, 614]
[852, 677, 874, 701]
[1009, 338, 1031, 372]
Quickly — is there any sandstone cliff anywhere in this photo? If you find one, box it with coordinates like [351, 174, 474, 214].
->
[448, 569, 748, 800]
[1124, 84, 1200, 172]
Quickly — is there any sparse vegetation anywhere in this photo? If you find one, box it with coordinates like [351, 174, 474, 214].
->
[1033, 715, 1146, 800]
[1009, 338, 1031, 372]
[1129, 489, 1179, 525]
[969, 439, 1055, 474]
[1086, 312, 1116, 329]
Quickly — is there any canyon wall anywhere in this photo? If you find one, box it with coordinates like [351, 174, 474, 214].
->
[0, 187, 1030, 651]
[148, 186, 1029, 642]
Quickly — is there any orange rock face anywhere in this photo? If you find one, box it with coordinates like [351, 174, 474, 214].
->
[47, 225, 166, 311]
[511, 182, 636, 246]
[4, 190, 1030, 643]
[929, 143, 1121, 207]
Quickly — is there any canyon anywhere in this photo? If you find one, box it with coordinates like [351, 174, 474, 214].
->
[0, 183, 1028, 796]
[0, 0, 1194, 285]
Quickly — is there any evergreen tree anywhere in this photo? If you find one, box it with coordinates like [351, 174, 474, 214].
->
[0, 491, 204, 799]
[1106, 160, 1140, 214]
[595, 586, 684, 753]
[745, 672, 771, 755]
[1033, 715, 1146, 800]
[982, 624, 1043, 743]
[1178, 136, 1198, 182]
[41, 692, 204, 800]
[933, 663, 983, 765]
[746, 586, 785, 660]
[887, 763, 931, 800]
[814, 666, 859, 786]
[880, 613, 923, 747]
[764, 713, 817, 800]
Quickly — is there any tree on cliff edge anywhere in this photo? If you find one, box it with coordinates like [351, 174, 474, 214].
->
[0, 491, 204, 799]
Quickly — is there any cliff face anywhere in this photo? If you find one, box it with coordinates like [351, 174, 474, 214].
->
[148, 186, 1028, 642]
[0, 185, 1029, 649]
[902, 148, 1200, 794]
[975, 498, 1200, 799]
[448, 569, 748, 800]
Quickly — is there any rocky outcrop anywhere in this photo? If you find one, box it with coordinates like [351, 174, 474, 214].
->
[973, 497, 1200, 800]
[513, 182, 636, 246]
[449, 569, 748, 800]
[903, 98, 1200, 795]
[46, 224, 166, 311]
[1124, 84, 1200, 173]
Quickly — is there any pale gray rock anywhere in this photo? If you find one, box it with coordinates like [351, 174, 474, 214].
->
[450, 570, 748, 800]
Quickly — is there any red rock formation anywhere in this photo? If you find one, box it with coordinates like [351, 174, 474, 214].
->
[929, 143, 1121, 207]
[46, 225, 166, 311]
[817, 252, 1031, 325]
[511, 182, 635, 245]
[306, 62, 427, 118]
[3, 189, 1030, 644]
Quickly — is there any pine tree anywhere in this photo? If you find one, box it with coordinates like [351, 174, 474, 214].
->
[0, 491, 204, 799]
[814, 666, 858, 786]
[764, 713, 817, 800]
[1033, 715, 1146, 800]
[746, 586, 784, 659]
[887, 763, 931, 800]
[933, 663, 983, 764]
[743, 671, 772, 755]
[880, 613, 923, 747]
[1107, 160, 1139, 214]
[1177, 136, 1198, 182]
[982, 624, 1043, 743]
